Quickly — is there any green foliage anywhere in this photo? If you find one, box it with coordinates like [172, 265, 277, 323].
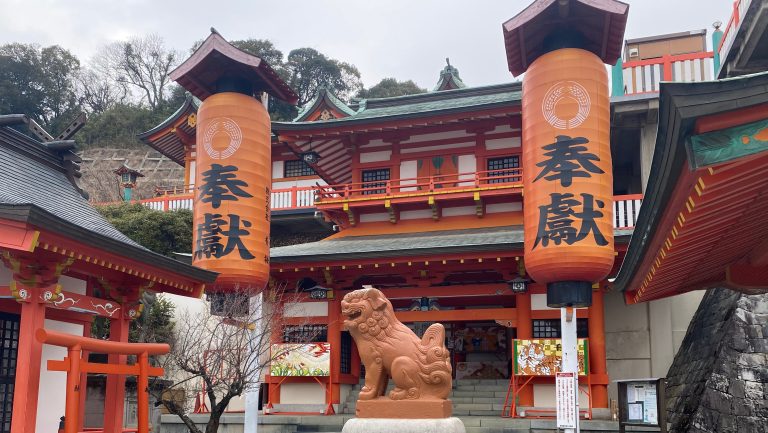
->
[286, 47, 362, 106]
[76, 103, 170, 148]
[96, 203, 192, 256]
[0, 43, 81, 132]
[357, 78, 427, 99]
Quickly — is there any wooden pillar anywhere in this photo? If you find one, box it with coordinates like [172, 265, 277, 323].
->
[515, 292, 534, 406]
[588, 289, 608, 408]
[327, 298, 342, 407]
[78, 321, 92, 432]
[10, 285, 45, 433]
[103, 315, 130, 433]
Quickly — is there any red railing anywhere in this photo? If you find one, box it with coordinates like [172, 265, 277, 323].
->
[622, 51, 715, 95]
[315, 168, 523, 201]
[717, 0, 751, 73]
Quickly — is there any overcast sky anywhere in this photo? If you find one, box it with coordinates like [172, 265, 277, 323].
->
[0, 0, 733, 90]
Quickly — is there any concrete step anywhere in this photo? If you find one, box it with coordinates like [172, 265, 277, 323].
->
[454, 384, 509, 391]
[454, 403, 494, 411]
[450, 390, 498, 397]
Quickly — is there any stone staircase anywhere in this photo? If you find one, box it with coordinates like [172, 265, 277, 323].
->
[340, 378, 511, 416]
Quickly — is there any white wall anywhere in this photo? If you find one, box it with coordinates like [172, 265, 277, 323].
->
[37, 319, 84, 433]
[279, 383, 325, 404]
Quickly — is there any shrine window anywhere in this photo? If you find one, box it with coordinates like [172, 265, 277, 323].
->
[283, 325, 327, 343]
[0, 313, 19, 433]
[283, 160, 316, 178]
[532, 319, 589, 338]
[486, 155, 521, 184]
[361, 168, 390, 195]
[340, 331, 352, 374]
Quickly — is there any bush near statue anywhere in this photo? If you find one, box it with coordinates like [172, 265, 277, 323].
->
[341, 287, 453, 418]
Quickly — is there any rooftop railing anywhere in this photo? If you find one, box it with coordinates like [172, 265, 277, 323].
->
[620, 51, 715, 95]
[717, 0, 751, 76]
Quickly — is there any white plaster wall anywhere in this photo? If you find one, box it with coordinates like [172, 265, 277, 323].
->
[457, 154, 477, 186]
[359, 213, 389, 223]
[284, 302, 329, 318]
[400, 210, 433, 220]
[272, 178, 325, 189]
[37, 319, 84, 433]
[400, 142, 474, 155]
[400, 130, 470, 144]
[279, 383, 325, 404]
[399, 160, 418, 191]
[339, 384, 352, 410]
[59, 275, 86, 295]
[485, 137, 521, 150]
[360, 151, 392, 164]
[531, 294, 558, 310]
[441, 206, 475, 217]
[486, 203, 522, 214]
[272, 161, 284, 179]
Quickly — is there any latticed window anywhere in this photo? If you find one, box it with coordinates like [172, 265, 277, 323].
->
[340, 331, 352, 374]
[486, 155, 520, 184]
[283, 160, 316, 178]
[0, 313, 19, 433]
[532, 319, 589, 338]
[361, 168, 390, 195]
[282, 325, 327, 343]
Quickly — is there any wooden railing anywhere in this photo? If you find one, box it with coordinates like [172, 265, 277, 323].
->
[717, 0, 751, 75]
[613, 194, 643, 229]
[315, 168, 523, 201]
[622, 51, 715, 95]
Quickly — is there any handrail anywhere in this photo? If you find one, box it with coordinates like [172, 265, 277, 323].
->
[315, 168, 523, 201]
[717, 0, 742, 54]
[621, 51, 715, 95]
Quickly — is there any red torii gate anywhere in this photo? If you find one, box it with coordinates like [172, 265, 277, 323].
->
[36, 329, 169, 433]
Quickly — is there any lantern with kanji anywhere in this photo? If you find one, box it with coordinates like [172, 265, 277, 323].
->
[503, 0, 629, 307]
[170, 31, 298, 293]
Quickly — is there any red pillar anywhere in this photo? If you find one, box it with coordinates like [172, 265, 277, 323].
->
[78, 321, 92, 431]
[588, 289, 608, 408]
[103, 315, 130, 433]
[515, 293, 534, 406]
[10, 285, 45, 433]
[327, 298, 342, 409]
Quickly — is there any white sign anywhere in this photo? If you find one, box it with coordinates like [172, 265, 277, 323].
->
[556, 372, 577, 429]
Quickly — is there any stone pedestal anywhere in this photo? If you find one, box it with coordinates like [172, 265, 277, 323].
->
[341, 417, 466, 433]
[355, 398, 452, 418]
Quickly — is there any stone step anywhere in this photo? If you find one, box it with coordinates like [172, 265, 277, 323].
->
[454, 385, 509, 391]
[454, 403, 494, 411]
[450, 390, 498, 397]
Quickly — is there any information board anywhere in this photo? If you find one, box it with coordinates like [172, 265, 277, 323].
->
[627, 382, 658, 424]
[556, 372, 577, 429]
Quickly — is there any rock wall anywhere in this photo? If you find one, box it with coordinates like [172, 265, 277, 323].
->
[665, 288, 768, 433]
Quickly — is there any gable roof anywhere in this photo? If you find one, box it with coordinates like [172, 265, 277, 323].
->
[434, 61, 466, 91]
[0, 116, 217, 289]
[137, 93, 199, 165]
[293, 87, 356, 122]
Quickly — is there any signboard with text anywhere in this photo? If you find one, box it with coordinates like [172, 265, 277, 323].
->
[556, 372, 578, 429]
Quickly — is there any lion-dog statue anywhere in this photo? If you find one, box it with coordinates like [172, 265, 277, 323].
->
[341, 287, 452, 403]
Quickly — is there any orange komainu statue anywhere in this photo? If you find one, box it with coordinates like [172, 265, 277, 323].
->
[341, 287, 452, 401]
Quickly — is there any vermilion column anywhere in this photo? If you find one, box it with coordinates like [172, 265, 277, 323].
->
[327, 298, 342, 409]
[515, 293, 534, 406]
[588, 289, 608, 407]
[103, 315, 130, 433]
[10, 285, 45, 433]
[79, 321, 93, 432]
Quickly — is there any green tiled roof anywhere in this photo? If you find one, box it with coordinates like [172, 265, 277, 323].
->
[274, 82, 521, 130]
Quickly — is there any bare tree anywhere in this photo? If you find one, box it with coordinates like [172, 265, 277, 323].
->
[94, 34, 179, 110]
[75, 67, 128, 114]
[156, 287, 305, 433]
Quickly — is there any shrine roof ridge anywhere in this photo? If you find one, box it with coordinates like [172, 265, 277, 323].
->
[0, 120, 218, 285]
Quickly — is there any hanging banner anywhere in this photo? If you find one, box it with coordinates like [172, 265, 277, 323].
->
[522, 48, 614, 285]
[192, 92, 272, 290]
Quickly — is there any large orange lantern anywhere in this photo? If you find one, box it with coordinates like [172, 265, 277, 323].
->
[522, 48, 614, 307]
[192, 92, 271, 290]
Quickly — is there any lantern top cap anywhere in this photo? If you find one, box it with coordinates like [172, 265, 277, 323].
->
[170, 30, 299, 105]
[113, 163, 144, 177]
[502, 0, 629, 76]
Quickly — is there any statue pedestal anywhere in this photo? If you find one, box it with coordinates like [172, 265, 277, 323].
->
[341, 417, 466, 433]
[355, 398, 452, 418]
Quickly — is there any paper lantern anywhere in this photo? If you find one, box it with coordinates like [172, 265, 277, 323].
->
[522, 48, 614, 307]
[192, 92, 271, 290]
